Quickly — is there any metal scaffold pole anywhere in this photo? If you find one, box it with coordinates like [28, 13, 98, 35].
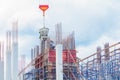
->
[79, 42, 120, 80]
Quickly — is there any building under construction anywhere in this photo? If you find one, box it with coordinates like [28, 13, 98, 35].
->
[20, 27, 120, 80]
[18, 4, 79, 80]
[19, 3, 120, 80]
[21, 22, 80, 80]
[0, 21, 18, 80]
[79, 42, 120, 80]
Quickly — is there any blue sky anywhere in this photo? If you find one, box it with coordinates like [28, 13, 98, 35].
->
[0, 0, 120, 62]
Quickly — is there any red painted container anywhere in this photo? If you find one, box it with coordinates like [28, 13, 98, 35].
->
[39, 5, 49, 11]
[39, 5, 49, 16]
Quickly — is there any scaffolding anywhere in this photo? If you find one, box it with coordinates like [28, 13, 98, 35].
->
[18, 23, 82, 80]
[22, 50, 80, 80]
[19, 2, 83, 80]
[18, 2, 120, 80]
[19, 42, 120, 80]
[79, 42, 120, 80]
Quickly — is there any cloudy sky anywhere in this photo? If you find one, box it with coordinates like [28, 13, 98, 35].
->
[0, 0, 120, 62]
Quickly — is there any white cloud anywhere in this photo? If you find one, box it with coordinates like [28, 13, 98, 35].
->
[76, 35, 119, 59]
[18, 35, 39, 55]
[0, 0, 120, 64]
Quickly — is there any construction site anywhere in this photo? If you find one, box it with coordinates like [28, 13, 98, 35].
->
[18, 3, 120, 80]
[0, 1, 120, 80]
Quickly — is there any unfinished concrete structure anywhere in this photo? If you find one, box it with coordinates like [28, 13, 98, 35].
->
[4, 31, 12, 80]
[79, 42, 120, 80]
[11, 21, 18, 80]
[4, 21, 18, 80]
[20, 22, 78, 80]
[18, 1, 120, 80]
[0, 42, 4, 80]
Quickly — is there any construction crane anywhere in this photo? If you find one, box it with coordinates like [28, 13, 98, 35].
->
[39, 1, 49, 54]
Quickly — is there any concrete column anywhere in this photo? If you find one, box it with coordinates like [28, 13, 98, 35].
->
[4, 50, 12, 80]
[0, 61, 4, 80]
[97, 46, 101, 64]
[104, 43, 110, 61]
[11, 43, 18, 80]
[56, 44, 63, 80]
[5, 31, 12, 80]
